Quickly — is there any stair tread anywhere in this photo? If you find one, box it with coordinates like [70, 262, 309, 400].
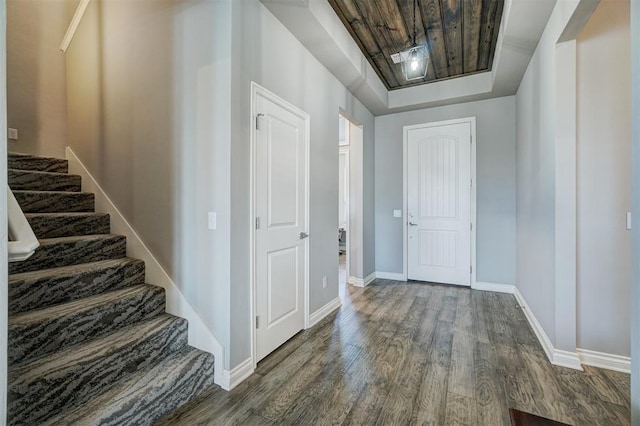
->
[12, 190, 94, 213]
[12, 189, 92, 195]
[9, 284, 160, 328]
[9, 257, 141, 282]
[8, 153, 69, 173]
[10, 313, 183, 379]
[8, 234, 125, 275]
[7, 314, 188, 424]
[24, 212, 108, 218]
[8, 168, 74, 177]
[35, 233, 124, 245]
[43, 346, 215, 426]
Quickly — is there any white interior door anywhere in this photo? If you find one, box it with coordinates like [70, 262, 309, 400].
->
[255, 90, 308, 362]
[407, 122, 471, 286]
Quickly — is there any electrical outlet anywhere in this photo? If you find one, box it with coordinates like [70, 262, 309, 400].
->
[322, 276, 328, 288]
[208, 212, 216, 230]
[8, 128, 18, 140]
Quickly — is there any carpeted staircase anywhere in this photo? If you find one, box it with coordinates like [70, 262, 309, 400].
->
[6, 152, 216, 425]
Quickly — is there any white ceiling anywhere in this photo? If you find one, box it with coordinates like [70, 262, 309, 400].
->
[261, 0, 558, 116]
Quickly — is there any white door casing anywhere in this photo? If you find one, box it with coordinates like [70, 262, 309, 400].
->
[252, 83, 309, 362]
[406, 121, 472, 286]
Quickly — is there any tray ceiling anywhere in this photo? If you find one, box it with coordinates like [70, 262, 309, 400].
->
[327, 0, 505, 90]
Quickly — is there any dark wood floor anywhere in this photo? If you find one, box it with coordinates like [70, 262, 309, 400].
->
[157, 276, 630, 425]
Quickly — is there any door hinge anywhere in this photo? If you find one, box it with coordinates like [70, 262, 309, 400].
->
[256, 315, 260, 329]
[255, 217, 260, 230]
[470, 265, 473, 274]
[471, 179, 473, 187]
[470, 222, 473, 231]
[256, 113, 264, 130]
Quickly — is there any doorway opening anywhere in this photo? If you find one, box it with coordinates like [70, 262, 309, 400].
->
[338, 114, 349, 295]
[338, 112, 366, 291]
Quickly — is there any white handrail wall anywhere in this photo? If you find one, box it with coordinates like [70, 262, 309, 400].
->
[59, 0, 91, 53]
[8, 186, 39, 261]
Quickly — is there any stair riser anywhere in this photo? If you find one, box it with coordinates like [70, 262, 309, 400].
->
[8, 317, 188, 426]
[9, 260, 145, 315]
[13, 191, 94, 213]
[8, 155, 68, 173]
[9, 170, 81, 192]
[8, 286, 166, 366]
[102, 353, 215, 426]
[8, 236, 126, 275]
[26, 214, 110, 238]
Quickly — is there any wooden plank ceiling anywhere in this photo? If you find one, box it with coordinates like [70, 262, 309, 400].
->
[327, 0, 505, 90]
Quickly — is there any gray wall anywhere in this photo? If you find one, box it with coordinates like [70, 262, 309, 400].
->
[374, 96, 517, 285]
[576, 0, 630, 356]
[515, 1, 582, 348]
[67, 0, 234, 367]
[66, 0, 375, 371]
[630, 0, 639, 420]
[7, 0, 74, 157]
[229, 0, 375, 367]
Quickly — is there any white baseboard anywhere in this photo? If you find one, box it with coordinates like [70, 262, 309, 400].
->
[472, 281, 515, 293]
[552, 349, 583, 370]
[577, 348, 631, 374]
[66, 147, 226, 386]
[221, 357, 254, 391]
[308, 297, 341, 328]
[348, 272, 376, 287]
[375, 271, 406, 281]
[512, 287, 582, 371]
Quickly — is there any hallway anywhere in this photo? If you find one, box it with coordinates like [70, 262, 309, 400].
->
[158, 280, 630, 425]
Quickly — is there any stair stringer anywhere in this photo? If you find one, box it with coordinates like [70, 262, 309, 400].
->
[65, 147, 225, 386]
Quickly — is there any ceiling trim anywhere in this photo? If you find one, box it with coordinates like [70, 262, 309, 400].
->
[260, 0, 557, 115]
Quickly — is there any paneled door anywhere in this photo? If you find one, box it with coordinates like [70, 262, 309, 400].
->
[254, 87, 308, 362]
[407, 122, 471, 286]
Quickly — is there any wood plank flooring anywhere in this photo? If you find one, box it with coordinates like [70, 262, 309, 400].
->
[157, 278, 630, 425]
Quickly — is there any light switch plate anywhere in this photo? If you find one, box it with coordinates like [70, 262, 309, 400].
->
[393, 209, 402, 218]
[208, 212, 217, 230]
[8, 128, 18, 140]
[627, 212, 631, 230]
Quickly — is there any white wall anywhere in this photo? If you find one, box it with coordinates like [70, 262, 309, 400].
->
[6, 0, 73, 157]
[229, 0, 375, 368]
[576, 0, 630, 357]
[375, 96, 516, 285]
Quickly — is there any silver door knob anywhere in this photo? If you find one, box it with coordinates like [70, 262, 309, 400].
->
[299, 232, 309, 239]
[408, 222, 418, 227]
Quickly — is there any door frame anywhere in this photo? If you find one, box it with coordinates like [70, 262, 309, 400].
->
[402, 117, 477, 285]
[339, 146, 350, 281]
[249, 82, 310, 369]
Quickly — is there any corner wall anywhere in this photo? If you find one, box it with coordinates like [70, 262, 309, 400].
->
[516, 0, 607, 364]
[576, 0, 630, 357]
